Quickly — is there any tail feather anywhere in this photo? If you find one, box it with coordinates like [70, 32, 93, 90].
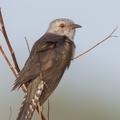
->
[16, 102, 35, 120]
[16, 80, 45, 120]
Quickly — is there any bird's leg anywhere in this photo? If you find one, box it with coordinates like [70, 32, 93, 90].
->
[37, 102, 46, 120]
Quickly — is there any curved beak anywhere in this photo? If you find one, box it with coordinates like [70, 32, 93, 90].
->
[69, 24, 82, 29]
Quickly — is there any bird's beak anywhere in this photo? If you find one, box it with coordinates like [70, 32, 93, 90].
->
[69, 24, 82, 29]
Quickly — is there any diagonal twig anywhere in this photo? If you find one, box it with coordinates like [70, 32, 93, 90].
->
[47, 100, 50, 120]
[0, 9, 27, 92]
[0, 45, 17, 77]
[0, 8, 20, 72]
[0, 45, 27, 92]
[8, 106, 12, 120]
[72, 26, 118, 60]
[25, 36, 30, 53]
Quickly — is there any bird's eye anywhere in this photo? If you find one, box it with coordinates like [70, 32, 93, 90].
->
[59, 24, 65, 28]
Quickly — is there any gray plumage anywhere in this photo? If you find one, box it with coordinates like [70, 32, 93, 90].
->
[12, 18, 81, 120]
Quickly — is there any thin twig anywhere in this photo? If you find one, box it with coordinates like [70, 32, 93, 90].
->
[0, 9, 20, 72]
[72, 26, 118, 60]
[8, 106, 12, 120]
[0, 46, 26, 92]
[25, 36, 30, 53]
[41, 112, 46, 120]
[0, 9, 27, 92]
[0, 45, 26, 92]
[47, 100, 50, 120]
[0, 45, 17, 77]
[37, 104, 46, 120]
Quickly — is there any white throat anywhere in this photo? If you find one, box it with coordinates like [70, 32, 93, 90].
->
[46, 29, 76, 41]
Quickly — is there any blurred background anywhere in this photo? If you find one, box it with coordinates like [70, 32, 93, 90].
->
[0, 0, 120, 120]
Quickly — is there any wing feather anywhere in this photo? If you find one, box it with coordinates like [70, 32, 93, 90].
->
[12, 33, 75, 94]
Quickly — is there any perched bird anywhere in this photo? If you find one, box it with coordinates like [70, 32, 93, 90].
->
[12, 18, 81, 120]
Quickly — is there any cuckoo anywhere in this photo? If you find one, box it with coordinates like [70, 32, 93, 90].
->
[12, 18, 82, 120]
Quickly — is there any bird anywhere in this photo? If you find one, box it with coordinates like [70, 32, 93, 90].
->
[12, 18, 82, 120]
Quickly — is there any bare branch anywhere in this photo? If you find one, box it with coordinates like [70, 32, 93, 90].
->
[0, 9, 27, 92]
[47, 100, 50, 120]
[41, 112, 46, 120]
[0, 9, 20, 72]
[0, 45, 17, 77]
[72, 26, 118, 60]
[25, 36, 30, 53]
[0, 45, 27, 92]
[8, 106, 12, 120]
[36, 104, 46, 120]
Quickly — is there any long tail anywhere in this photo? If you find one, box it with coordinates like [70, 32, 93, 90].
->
[16, 80, 45, 120]
[16, 97, 34, 120]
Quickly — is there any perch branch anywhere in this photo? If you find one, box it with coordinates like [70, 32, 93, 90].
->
[72, 26, 118, 60]
[41, 112, 46, 120]
[0, 9, 20, 72]
[0, 45, 17, 76]
[0, 45, 26, 92]
[25, 36, 30, 53]
[0, 9, 27, 92]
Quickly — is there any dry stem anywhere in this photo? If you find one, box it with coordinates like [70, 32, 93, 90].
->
[47, 100, 50, 120]
[25, 36, 30, 53]
[0, 45, 27, 92]
[8, 107, 12, 120]
[72, 26, 118, 60]
[0, 9, 20, 72]
[0, 45, 17, 76]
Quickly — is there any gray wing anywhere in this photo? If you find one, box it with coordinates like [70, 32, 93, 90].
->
[12, 33, 75, 93]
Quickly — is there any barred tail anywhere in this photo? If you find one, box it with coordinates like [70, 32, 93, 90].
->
[16, 101, 35, 120]
[16, 80, 45, 120]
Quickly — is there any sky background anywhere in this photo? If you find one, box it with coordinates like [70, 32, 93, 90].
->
[0, 0, 120, 120]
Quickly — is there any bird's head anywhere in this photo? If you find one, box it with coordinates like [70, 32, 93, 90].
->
[46, 18, 82, 40]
